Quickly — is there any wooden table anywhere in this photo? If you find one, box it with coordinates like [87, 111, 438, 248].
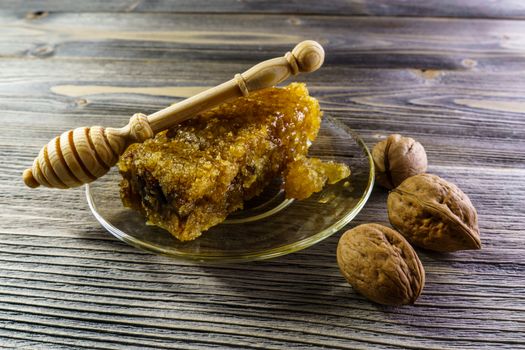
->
[1, 2, 524, 349]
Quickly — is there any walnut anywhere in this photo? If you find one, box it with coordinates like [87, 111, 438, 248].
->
[388, 174, 481, 252]
[337, 223, 425, 306]
[372, 134, 427, 189]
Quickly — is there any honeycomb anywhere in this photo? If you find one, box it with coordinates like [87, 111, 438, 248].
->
[118, 83, 350, 241]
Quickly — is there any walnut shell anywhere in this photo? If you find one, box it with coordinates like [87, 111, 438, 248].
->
[388, 174, 481, 252]
[372, 134, 427, 189]
[337, 223, 425, 306]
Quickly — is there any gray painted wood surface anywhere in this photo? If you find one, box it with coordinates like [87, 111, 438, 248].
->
[1, 2, 524, 349]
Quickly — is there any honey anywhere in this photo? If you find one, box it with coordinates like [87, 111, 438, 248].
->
[284, 157, 351, 200]
[118, 83, 350, 241]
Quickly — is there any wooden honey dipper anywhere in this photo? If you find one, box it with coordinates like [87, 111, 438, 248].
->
[23, 40, 325, 189]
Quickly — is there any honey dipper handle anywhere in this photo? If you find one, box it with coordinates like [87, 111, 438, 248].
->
[23, 40, 324, 189]
[147, 40, 325, 132]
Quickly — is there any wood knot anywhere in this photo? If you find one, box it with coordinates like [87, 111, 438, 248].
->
[26, 11, 48, 20]
[30, 44, 55, 58]
[129, 113, 154, 142]
[287, 17, 302, 26]
[414, 69, 441, 80]
[76, 98, 88, 106]
[461, 59, 477, 69]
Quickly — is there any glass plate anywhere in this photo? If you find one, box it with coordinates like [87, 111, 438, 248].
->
[86, 115, 374, 262]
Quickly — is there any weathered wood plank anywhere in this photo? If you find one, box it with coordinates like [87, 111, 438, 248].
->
[2, 1, 525, 19]
[0, 259, 522, 345]
[0, 260, 521, 349]
[1, 57, 523, 170]
[1, 161, 523, 349]
[2, 11, 525, 70]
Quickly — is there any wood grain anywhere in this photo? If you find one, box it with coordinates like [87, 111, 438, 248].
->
[0, 3, 524, 350]
[3, 1, 525, 19]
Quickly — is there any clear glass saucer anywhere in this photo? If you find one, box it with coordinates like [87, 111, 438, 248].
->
[86, 115, 374, 262]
